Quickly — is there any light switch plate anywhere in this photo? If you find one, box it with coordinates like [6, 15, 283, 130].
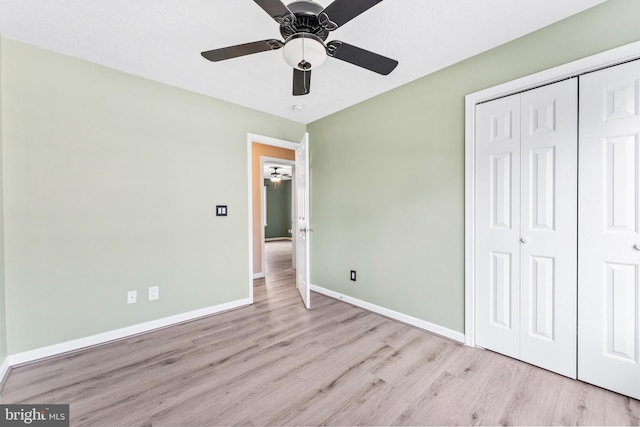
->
[216, 205, 228, 216]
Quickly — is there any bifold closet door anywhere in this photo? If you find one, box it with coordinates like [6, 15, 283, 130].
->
[476, 78, 578, 378]
[579, 59, 640, 400]
[476, 93, 522, 360]
[519, 81, 577, 377]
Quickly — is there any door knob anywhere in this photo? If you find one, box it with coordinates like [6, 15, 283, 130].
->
[634, 243, 640, 250]
[520, 237, 528, 244]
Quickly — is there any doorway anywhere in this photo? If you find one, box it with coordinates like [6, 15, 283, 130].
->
[247, 132, 310, 308]
[250, 142, 295, 281]
[262, 158, 296, 275]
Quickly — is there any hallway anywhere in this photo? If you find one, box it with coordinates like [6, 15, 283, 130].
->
[264, 240, 293, 275]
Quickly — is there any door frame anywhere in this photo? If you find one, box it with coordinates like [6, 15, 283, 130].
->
[464, 40, 640, 347]
[247, 133, 300, 303]
[260, 156, 296, 273]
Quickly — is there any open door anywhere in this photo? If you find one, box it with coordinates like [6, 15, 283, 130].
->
[295, 133, 311, 309]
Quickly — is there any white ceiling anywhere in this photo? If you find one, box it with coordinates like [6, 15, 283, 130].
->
[0, 0, 605, 124]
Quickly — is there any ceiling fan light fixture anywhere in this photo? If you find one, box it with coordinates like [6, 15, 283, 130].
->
[283, 33, 327, 71]
[271, 167, 283, 183]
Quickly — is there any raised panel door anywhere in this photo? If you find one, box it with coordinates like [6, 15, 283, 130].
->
[520, 79, 578, 378]
[579, 59, 640, 399]
[476, 94, 521, 358]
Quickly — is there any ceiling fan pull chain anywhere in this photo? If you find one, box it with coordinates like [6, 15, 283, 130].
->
[302, 38, 308, 93]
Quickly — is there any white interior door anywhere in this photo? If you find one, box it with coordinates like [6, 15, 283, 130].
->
[579, 59, 640, 399]
[291, 180, 296, 269]
[519, 79, 577, 378]
[476, 93, 522, 359]
[475, 79, 578, 378]
[295, 133, 310, 309]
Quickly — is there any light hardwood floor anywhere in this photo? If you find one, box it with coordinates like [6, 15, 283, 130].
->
[2, 240, 639, 426]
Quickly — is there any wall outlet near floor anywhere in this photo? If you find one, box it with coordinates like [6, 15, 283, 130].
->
[127, 290, 137, 304]
[148, 286, 159, 301]
[350, 270, 357, 281]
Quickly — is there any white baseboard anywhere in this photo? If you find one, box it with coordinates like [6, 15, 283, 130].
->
[0, 357, 11, 388]
[1, 288, 464, 386]
[2, 297, 251, 374]
[310, 284, 465, 343]
[253, 272, 265, 279]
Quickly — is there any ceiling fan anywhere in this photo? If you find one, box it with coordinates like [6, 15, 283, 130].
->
[269, 167, 292, 182]
[201, 0, 398, 96]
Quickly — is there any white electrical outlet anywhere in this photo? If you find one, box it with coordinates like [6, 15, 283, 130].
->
[127, 290, 137, 304]
[148, 286, 159, 301]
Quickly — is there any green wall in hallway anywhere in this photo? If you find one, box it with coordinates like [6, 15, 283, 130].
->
[264, 179, 292, 239]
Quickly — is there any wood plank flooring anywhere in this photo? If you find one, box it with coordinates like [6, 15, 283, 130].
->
[1, 240, 639, 426]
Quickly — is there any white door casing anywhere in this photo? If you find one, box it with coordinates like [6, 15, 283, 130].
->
[475, 79, 578, 378]
[295, 132, 311, 309]
[578, 59, 640, 399]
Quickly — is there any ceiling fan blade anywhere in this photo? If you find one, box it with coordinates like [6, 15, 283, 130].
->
[320, 0, 384, 29]
[293, 69, 311, 96]
[201, 39, 284, 62]
[327, 41, 398, 75]
[254, 0, 296, 25]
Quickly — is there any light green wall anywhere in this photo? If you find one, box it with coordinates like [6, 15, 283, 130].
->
[265, 179, 292, 239]
[1, 39, 304, 354]
[307, 0, 640, 333]
[0, 37, 7, 362]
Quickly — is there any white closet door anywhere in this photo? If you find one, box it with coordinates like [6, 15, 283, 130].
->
[476, 79, 577, 378]
[579, 60, 640, 399]
[476, 94, 521, 359]
[520, 79, 577, 378]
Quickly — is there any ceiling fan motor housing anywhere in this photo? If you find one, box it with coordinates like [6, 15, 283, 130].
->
[279, 1, 331, 41]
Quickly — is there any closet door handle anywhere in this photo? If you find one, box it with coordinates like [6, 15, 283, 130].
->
[520, 237, 528, 244]
[634, 243, 640, 251]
